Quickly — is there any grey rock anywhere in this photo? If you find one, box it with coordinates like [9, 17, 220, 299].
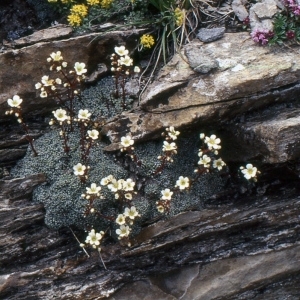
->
[232, 0, 249, 21]
[222, 106, 300, 164]
[125, 79, 140, 97]
[84, 63, 108, 83]
[0, 28, 144, 122]
[185, 46, 219, 74]
[2, 172, 300, 299]
[197, 27, 225, 43]
[249, 0, 279, 31]
[11, 24, 73, 47]
[103, 32, 300, 148]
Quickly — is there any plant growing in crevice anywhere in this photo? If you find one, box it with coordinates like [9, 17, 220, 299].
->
[9, 49, 260, 263]
[5, 95, 38, 156]
[251, 0, 300, 46]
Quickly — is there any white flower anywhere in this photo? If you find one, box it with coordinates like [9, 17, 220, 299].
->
[162, 141, 177, 152]
[200, 133, 205, 139]
[88, 129, 99, 140]
[78, 109, 91, 120]
[198, 155, 211, 167]
[121, 135, 134, 148]
[168, 126, 180, 140]
[85, 229, 102, 246]
[74, 62, 87, 75]
[50, 51, 63, 62]
[176, 176, 189, 190]
[116, 225, 130, 237]
[118, 55, 133, 66]
[41, 75, 54, 86]
[134, 66, 140, 73]
[101, 177, 109, 185]
[241, 164, 257, 180]
[62, 62, 67, 68]
[122, 178, 135, 191]
[108, 179, 122, 192]
[125, 193, 132, 200]
[40, 91, 48, 98]
[157, 205, 164, 213]
[56, 66, 61, 71]
[115, 46, 129, 56]
[86, 183, 101, 194]
[35, 82, 42, 89]
[55, 78, 62, 84]
[116, 214, 126, 225]
[213, 158, 226, 171]
[73, 163, 86, 176]
[53, 109, 68, 121]
[124, 206, 138, 219]
[204, 134, 221, 150]
[161, 188, 173, 200]
[7, 95, 23, 107]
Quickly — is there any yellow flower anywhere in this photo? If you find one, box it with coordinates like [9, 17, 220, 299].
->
[70, 4, 88, 17]
[48, 0, 58, 2]
[174, 8, 183, 27]
[140, 34, 155, 49]
[61, 0, 70, 3]
[100, 0, 112, 8]
[67, 14, 82, 26]
[87, 0, 100, 5]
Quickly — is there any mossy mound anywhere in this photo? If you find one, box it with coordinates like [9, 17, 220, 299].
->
[11, 77, 226, 239]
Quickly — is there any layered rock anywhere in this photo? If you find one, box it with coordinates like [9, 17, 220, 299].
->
[1, 26, 300, 300]
[0, 26, 144, 122]
[102, 32, 300, 150]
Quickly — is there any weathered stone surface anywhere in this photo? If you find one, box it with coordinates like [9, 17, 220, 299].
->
[185, 44, 219, 74]
[232, 0, 249, 22]
[112, 247, 300, 299]
[0, 28, 144, 122]
[9, 24, 73, 47]
[102, 32, 300, 147]
[221, 107, 300, 164]
[197, 27, 225, 43]
[0, 122, 47, 167]
[249, 0, 279, 31]
[1, 172, 300, 299]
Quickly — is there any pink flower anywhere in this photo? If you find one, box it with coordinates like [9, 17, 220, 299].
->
[286, 30, 295, 39]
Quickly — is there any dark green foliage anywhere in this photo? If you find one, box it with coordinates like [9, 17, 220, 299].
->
[268, 10, 300, 46]
[26, 0, 57, 23]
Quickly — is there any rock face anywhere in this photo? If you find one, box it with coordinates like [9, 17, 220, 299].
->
[1, 173, 300, 299]
[221, 106, 300, 164]
[249, 0, 279, 31]
[0, 27, 144, 122]
[1, 26, 300, 300]
[102, 32, 300, 153]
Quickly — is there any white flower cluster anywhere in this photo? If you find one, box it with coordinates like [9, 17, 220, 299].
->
[115, 206, 140, 239]
[101, 175, 136, 201]
[156, 127, 180, 169]
[35, 51, 86, 99]
[197, 133, 226, 172]
[156, 176, 190, 213]
[84, 229, 104, 249]
[240, 164, 259, 181]
[111, 46, 140, 74]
